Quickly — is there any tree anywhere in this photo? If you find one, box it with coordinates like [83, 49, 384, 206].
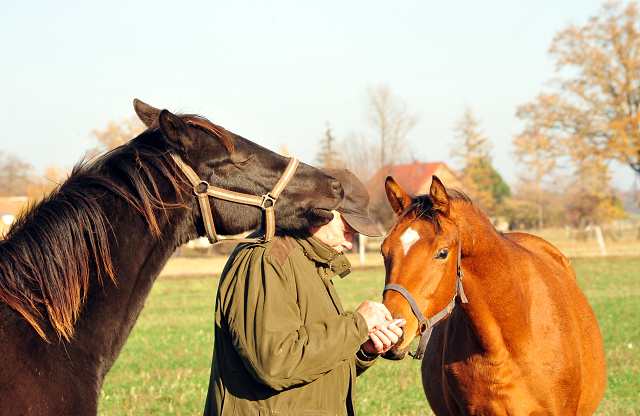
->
[315, 125, 343, 168]
[551, 2, 640, 175]
[451, 108, 492, 167]
[88, 115, 145, 157]
[564, 150, 627, 227]
[505, 176, 571, 230]
[339, 86, 418, 182]
[451, 108, 510, 216]
[365, 85, 418, 171]
[26, 165, 70, 200]
[0, 151, 31, 197]
[516, 2, 640, 225]
[514, 95, 563, 229]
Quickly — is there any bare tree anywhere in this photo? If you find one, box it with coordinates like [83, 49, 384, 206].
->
[341, 131, 379, 182]
[365, 85, 418, 171]
[0, 151, 31, 197]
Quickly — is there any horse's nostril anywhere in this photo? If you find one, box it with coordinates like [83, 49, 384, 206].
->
[332, 181, 344, 198]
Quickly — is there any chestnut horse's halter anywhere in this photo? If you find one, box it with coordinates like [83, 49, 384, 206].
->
[383, 229, 469, 360]
[171, 152, 299, 244]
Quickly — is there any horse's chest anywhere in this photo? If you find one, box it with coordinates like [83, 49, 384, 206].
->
[441, 354, 544, 414]
[434, 318, 536, 413]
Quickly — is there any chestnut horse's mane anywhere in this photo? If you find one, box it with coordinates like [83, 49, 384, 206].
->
[398, 188, 472, 233]
[0, 115, 231, 342]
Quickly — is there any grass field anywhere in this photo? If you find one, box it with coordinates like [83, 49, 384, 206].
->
[98, 254, 640, 415]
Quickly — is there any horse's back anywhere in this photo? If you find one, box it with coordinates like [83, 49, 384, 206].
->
[505, 232, 607, 414]
[505, 232, 572, 274]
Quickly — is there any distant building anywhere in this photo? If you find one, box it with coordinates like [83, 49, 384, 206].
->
[365, 162, 473, 229]
[367, 161, 471, 199]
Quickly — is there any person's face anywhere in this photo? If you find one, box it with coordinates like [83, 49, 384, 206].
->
[309, 211, 357, 252]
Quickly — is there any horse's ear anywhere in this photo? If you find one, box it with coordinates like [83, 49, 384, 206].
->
[158, 109, 193, 154]
[430, 175, 450, 216]
[385, 176, 413, 215]
[134, 99, 162, 128]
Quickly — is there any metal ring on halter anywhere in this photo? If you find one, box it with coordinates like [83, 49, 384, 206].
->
[261, 193, 277, 209]
[193, 181, 210, 196]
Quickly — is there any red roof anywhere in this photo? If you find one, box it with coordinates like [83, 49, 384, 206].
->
[368, 162, 446, 195]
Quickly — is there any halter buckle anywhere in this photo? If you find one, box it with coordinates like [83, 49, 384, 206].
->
[261, 193, 277, 209]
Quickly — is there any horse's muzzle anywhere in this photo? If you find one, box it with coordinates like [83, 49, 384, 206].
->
[382, 337, 412, 360]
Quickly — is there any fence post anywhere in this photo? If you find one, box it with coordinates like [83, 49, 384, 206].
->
[595, 225, 606, 256]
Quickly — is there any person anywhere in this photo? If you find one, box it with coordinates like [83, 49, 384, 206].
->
[203, 168, 405, 416]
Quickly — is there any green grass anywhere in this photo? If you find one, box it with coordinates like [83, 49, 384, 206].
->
[98, 278, 216, 415]
[98, 257, 640, 415]
[572, 258, 640, 415]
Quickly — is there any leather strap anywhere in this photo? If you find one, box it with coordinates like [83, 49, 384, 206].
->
[171, 152, 299, 244]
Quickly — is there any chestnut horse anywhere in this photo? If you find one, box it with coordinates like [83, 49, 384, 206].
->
[381, 176, 606, 415]
[0, 100, 343, 415]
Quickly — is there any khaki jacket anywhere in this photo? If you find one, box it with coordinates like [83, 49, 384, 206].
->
[203, 231, 378, 416]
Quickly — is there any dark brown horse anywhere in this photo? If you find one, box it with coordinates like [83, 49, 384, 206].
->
[0, 100, 343, 415]
[381, 176, 606, 415]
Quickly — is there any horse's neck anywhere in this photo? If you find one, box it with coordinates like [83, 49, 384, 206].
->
[73, 199, 192, 378]
[458, 223, 531, 354]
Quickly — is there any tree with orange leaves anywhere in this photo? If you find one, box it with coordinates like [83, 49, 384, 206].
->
[87, 115, 145, 158]
[515, 1, 637, 225]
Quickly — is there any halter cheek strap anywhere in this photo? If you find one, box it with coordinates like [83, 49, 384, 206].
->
[171, 151, 299, 244]
[383, 228, 468, 360]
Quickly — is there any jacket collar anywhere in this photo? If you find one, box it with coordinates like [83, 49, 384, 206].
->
[290, 230, 352, 278]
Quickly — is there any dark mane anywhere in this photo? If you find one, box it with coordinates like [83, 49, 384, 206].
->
[397, 188, 472, 234]
[0, 116, 230, 342]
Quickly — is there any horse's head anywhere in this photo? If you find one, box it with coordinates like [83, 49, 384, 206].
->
[381, 175, 466, 360]
[133, 99, 343, 238]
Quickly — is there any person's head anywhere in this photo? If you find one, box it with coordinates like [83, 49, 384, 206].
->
[309, 168, 382, 252]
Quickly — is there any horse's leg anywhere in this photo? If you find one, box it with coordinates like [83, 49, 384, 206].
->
[422, 325, 451, 416]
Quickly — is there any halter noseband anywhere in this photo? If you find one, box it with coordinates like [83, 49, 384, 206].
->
[383, 228, 469, 360]
[171, 151, 299, 244]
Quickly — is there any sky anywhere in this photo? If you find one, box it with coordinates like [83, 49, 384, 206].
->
[1, 0, 637, 191]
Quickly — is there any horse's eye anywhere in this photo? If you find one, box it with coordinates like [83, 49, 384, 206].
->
[434, 248, 449, 260]
[235, 154, 254, 166]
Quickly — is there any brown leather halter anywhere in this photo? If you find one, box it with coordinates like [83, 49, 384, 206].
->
[170, 151, 299, 244]
[383, 228, 469, 360]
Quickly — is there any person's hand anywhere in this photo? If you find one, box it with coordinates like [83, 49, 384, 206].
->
[356, 301, 392, 332]
[361, 318, 406, 355]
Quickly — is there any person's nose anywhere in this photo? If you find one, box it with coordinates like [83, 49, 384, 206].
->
[343, 232, 354, 250]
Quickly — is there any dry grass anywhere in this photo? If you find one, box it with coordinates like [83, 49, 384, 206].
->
[160, 228, 640, 279]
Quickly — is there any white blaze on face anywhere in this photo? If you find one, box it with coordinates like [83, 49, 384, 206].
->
[400, 227, 420, 256]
